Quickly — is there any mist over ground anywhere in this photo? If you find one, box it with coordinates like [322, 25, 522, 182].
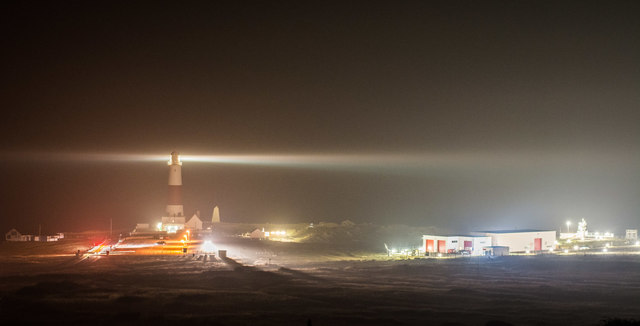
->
[2, 236, 640, 326]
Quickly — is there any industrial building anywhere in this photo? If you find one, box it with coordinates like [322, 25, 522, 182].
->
[473, 229, 557, 253]
[422, 235, 491, 256]
[423, 229, 557, 255]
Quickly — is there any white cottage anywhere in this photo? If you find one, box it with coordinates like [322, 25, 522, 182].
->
[5, 229, 22, 241]
[186, 213, 203, 230]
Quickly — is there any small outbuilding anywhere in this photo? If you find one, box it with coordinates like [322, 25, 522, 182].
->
[484, 246, 510, 256]
[249, 228, 266, 239]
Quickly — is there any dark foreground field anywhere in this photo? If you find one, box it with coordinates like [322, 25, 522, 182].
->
[1, 243, 639, 326]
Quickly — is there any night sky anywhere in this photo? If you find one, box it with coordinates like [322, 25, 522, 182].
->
[1, 1, 639, 235]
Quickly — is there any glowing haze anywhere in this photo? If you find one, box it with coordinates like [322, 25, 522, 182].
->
[2, 149, 638, 236]
[2, 1, 639, 236]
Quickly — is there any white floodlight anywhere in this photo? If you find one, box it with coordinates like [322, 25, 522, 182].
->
[201, 240, 216, 253]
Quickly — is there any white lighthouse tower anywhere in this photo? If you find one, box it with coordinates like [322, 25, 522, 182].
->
[166, 151, 184, 217]
[160, 151, 186, 233]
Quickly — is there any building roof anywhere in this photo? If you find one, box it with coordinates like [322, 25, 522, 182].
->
[186, 214, 202, 223]
[476, 229, 554, 234]
[5, 228, 20, 235]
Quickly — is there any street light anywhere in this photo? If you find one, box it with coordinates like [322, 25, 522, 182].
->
[566, 221, 571, 233]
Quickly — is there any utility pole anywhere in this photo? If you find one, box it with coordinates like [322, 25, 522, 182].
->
[110, 218, 113, 238]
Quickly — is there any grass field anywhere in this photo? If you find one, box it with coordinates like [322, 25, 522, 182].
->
[1, 237, 640, 325]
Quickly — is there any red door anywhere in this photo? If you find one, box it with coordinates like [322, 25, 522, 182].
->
[464, 240, 473, 251]
[426, 239, 434, 252]
[438, 240, 446, 253]
[534, 238, 542, 251]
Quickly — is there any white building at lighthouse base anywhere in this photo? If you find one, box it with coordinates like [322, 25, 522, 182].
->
[160, 216, 186, 233]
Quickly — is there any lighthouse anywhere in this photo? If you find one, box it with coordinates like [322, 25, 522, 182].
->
[160, 151, 186, 233]
[166, 151, 184, 217]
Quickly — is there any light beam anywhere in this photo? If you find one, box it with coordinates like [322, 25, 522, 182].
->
[2, 150, 638, 175]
